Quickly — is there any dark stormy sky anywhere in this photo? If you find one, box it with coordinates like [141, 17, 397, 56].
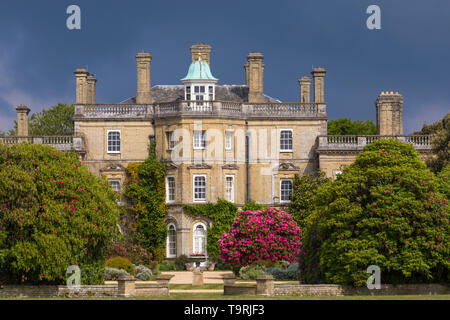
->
[0, 0, 449, 133]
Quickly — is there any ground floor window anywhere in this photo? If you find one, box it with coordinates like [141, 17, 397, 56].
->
[280, 179, 293, 203]
[167, 223, 177, 258]
[108, 179, 121, 204]
[193, 222, 207, 254]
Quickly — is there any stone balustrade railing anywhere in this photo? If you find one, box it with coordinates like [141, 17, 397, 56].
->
[74, 101, 326, 119]
[76, 104, 152, 118]
[0, 136, 84, 152]
[318, 135, 432, 152]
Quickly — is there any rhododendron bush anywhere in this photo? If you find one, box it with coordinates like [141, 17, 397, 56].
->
[0, 144, 120, 284]
[219, 208, 302, 271]
[299, 139, 449, 286]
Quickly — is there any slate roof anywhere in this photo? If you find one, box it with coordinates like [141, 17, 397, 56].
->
[121, 85, 281, 104]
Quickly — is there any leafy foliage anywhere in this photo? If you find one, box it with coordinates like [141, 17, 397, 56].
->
[183, 199, 238, 259]
[299, 139, 449, 286]
[0, 143, 120, 284]
[327, 118, 377, 135]
[415, 113, 450, 173]
[9, 104, 74, 136]
[105, 241, 153, 266]
[135, 265, 153, 280]
[437, 165, 450, 200]
[266, 263, 299, 280]
[289, 171, 330, 231]
[158, 260, 179, 271]
[219, 208, 302, 273]
[174, 254, 191, 270]
[105, 257, 134, 275]
[239, 264, 266, 280]
[104, 267, 130, 281]
[122, 141, 167, 262]
[241, 201, 266, 211]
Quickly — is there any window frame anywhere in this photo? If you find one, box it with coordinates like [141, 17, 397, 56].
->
[225, 175, 235, 203]
[166, 223, 177, 258]
[193, 174, 207, 202]
[280, 178, 293, 203]
[192, 222, 207, 255]
[107, 130, 121, 154]
[167, 131, 175, 150]
[166, 175, 175, 203]
[225, 131, 233, 150]
[108, 179, 122, 204]
[193, 130, 206, 150]
[280, 129, 293, 152]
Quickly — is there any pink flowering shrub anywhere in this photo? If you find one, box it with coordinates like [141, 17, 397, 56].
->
[219, 208, 302, 271]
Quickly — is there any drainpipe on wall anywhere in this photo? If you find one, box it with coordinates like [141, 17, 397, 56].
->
[245, 128, 250, 203]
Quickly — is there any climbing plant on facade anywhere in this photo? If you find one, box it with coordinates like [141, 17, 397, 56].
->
[122, 141, 167, 262]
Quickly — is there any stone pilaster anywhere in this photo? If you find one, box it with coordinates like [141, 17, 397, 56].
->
[245, 52, 264, 103]
[311, 67, 326, 103]
[136, 52, 152, 104]
[375, 91, 403, 135]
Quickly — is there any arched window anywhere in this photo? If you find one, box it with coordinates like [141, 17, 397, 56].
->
[193, 222, 207, 254]
[166, 223, 177, 258]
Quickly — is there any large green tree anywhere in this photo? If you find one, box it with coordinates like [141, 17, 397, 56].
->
[299, 139, 449, 286]
[0, 143, 120, 285]
[10, 103, 74, 136]
[289, 171, 330, 231]
[327, 118, 377, 135]
[415, 113, 450, 173]
[122, 142, 168, 262]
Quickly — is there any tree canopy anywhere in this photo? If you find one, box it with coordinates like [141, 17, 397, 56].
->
[415, 113, 450, 173]
[327, 118, 377, 135]
[9, 103, 74, 136]
[0, 143, 121, 285]
[299, 139, 449, 286]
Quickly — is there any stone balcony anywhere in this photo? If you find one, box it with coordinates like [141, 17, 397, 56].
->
[317, 135, 432, 153]
[73, 101, 327, 120]
[0, 136, 85, 153]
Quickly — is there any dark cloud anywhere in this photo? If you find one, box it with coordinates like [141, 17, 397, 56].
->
[0, 0, 449, 133]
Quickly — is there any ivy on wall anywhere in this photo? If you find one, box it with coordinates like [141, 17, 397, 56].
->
[122, 142, 167, 262]
[183, 200, 238, 259]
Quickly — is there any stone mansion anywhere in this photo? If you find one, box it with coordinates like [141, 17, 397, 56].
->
[3, 44, 431, 259]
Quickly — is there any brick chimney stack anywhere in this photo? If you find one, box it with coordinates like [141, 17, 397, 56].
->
[376, 91, 403, 135]
[311, 67, 326, 103]
[298, 76, 312, 102]
[86, 73, 97, 104]
[16, 104, 30, 136]
[190, 43, 212, 65]
[74, 68, 89, 104]
[245, 52, 265, 103]
[135, 52, 152, 104]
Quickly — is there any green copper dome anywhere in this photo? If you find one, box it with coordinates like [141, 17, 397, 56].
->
[181, 60, 218, 81]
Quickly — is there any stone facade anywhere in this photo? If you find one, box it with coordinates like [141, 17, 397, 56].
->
[3, 43, 432, 260]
